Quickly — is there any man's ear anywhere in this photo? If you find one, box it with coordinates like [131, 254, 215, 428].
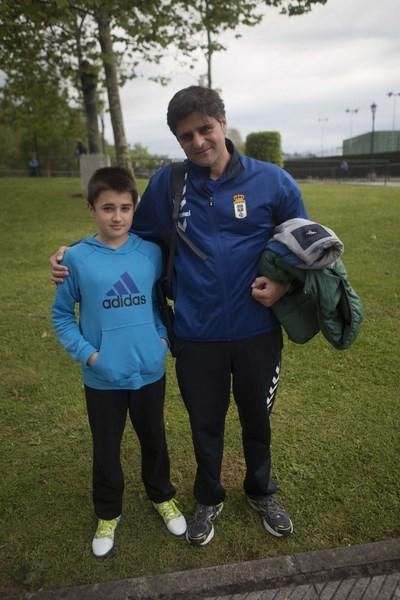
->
[220, 119, 227, 135]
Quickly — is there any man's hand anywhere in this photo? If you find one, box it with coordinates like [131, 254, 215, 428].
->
[251, 276, 290, 308]
[50, 246, 69, 284]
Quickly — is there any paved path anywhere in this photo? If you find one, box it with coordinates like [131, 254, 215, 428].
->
[206, 573, 400, 599]
[24, 538, 400, 600]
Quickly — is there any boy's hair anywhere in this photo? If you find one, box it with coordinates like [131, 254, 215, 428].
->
[167, 86, 226, 135]
[87, 166, 138, 207]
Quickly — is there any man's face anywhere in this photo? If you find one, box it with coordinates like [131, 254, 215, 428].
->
[175, 112, 230, 178]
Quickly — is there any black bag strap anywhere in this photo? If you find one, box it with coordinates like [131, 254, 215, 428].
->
[165, 162, 207, 288]
[165, 162, 185, 287]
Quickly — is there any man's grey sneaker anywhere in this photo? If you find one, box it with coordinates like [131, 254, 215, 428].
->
[152, 498, 187, 537]
[186, 502, 224, 546]
[247, 495, 293, 537]
[92, 515, 121, 558]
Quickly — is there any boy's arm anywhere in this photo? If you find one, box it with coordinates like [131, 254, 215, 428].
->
[52, 257, 97, 365]
[148, 244, 169, 341]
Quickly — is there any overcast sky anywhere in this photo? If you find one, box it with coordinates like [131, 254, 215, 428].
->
[107, 0, 400, 159]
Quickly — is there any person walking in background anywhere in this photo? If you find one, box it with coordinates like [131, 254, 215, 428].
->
[75, 140, 87, 159]
[338, 159, 349, 181]
[28, 156, 40, 176]
[50, 86, 308, 547]
[52, 167, 186, 558]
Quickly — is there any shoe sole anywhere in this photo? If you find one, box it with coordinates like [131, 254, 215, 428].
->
[93, 546, 114, 559]
[167, 527, 187, 538]
[186, 503, 224, 547]
[262, 517, 294, 538]
[186, 523, 215, 546]
[247, 497, 294, 538]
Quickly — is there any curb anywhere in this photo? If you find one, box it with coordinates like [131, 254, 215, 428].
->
[24, 538, 400, 600]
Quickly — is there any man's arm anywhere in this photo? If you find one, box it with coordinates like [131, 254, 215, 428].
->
[132, 167, 172, 247]
[251, 169, 306, 307]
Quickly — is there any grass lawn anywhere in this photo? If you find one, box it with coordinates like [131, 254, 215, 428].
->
[0, 177, 399, 596]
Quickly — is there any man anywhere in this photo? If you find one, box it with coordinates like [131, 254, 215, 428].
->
[51, 85, 308, 547]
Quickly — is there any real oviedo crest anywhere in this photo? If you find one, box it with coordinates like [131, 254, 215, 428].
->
[233, 194, 247, 219]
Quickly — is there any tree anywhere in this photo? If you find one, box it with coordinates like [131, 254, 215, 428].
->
[79, 60, 101, 154]
[246, 131, 283, 166]
[0, 70, 86, 172]
[0, 1, 179, 172]
[129, 143, 170, 175]
[172, 0, 328, 88]
[227, 127, 245, 153]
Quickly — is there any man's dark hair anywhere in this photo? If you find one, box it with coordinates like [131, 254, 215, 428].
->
[87, 166, 138, 207]
[167, 86, 226, 135]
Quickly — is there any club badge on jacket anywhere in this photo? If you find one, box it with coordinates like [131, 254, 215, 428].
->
[233, 194, 247, 219]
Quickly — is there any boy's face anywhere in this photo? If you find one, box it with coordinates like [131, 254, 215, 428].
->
[175, 111, 230, 179]
[90, 190, 134, 248]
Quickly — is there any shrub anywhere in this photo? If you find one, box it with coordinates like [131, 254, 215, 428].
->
[245, 131, 283, 166]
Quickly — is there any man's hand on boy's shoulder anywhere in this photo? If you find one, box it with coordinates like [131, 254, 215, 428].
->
[50, 245, 70, 284]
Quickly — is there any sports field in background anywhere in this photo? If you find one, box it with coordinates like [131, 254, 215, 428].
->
[0, 177, 399, 597]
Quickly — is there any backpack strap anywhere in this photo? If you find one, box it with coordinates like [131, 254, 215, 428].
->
[165, 162, 207, 287]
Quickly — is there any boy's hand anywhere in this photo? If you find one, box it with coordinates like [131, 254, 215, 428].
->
[87, 352, 99, 366]
[251, 276, 290, 307]
[50, 246, 69, 283]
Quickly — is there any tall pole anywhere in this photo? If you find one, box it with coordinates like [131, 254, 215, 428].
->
[318, 117, 328, 157]
[345, 108, 359, 153]
[387, 92, 400, 150]
[370, 103, 377, 179]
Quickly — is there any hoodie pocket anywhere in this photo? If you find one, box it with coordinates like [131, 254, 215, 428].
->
[90, 322, 167, 383]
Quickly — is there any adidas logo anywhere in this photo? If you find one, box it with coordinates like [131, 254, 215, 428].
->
[102, 271, 146, 309]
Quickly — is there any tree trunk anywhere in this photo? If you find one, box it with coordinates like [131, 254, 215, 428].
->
[205, 1, 212, 89]
[206, 27, 212, 89]
[96, 8, 133, 175]
[79, 60, 101, 153]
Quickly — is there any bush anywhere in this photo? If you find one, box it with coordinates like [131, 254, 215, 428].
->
[245, 131, 283, 166]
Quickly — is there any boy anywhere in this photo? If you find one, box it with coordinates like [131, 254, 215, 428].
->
[52, 167, 186, 558]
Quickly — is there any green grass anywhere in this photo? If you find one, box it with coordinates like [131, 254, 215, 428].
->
[0, 177, 399, 596]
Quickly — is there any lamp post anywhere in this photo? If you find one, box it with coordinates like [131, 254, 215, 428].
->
[345, 108, 359, 153]
[387, 92, 400, 150]
[318, 117, 328, 157]
[370, 103, 377, 179]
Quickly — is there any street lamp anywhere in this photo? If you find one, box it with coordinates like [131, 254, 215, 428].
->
[345, 108, 359, 153]
[317, 117, 328, 157]
[387, 92, 400, 150]
[370, 103, 377, 179]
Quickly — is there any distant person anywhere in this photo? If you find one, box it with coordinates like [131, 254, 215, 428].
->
[52, 166, 186, 558]
[28, 157, 39, 176]
[75, 140, 87, 159]
[50, 86, 308, 547]
[338, 160, 349, 181]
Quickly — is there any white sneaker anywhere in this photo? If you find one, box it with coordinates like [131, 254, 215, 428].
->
[152, 498, 187, 536]
[92, 516, 121, 558]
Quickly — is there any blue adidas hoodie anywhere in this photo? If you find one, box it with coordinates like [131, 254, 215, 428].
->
[52, 233, 167, 390]
[133, 141, 308, 341]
